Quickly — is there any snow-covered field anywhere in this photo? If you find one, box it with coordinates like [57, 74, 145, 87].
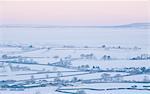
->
[0, 24, 150, 94]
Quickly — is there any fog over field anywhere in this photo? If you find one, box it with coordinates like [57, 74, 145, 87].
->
[0, 23, 149, 48]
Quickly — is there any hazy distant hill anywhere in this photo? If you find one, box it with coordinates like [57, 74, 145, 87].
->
[111, 23, 150, 29]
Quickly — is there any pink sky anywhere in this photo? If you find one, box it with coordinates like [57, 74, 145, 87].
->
[0, 1, 149, 26]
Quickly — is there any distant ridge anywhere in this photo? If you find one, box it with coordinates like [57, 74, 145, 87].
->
[0, 23, 149, 29]
[111, 23, 150, 29]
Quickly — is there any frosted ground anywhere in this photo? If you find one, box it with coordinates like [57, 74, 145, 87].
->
[0, 23, 149, 94]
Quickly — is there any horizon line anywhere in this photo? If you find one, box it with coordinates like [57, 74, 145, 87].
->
[0, 22, 149, 28]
